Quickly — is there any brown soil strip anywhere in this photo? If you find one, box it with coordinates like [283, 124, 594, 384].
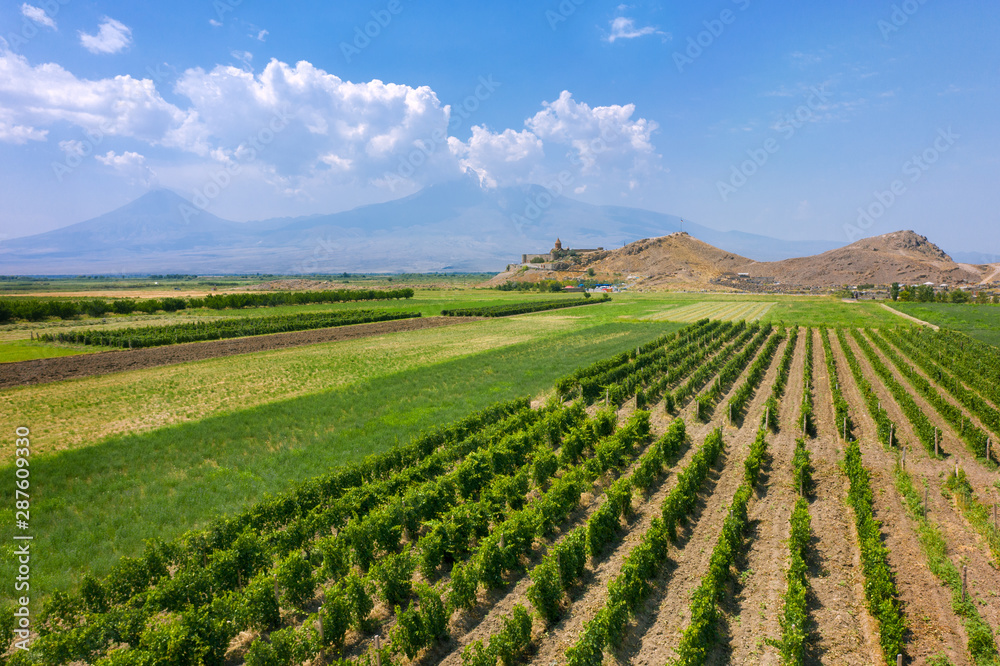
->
[0, 316, 477, 389]
[619, 330, 787, 665]
[830, 331, 970, 664]
[802, 328, 882, 665]
[726, 333, 799, 665]
[880, 303, 939, 330]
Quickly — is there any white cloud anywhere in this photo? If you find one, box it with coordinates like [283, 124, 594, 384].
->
[209, 19, 223, 27]
[79, 17, 132, 54]
[452, 90, 660, 191]
[173, 59, 458, 187]
[0, 51, 660, 201]
[20, 4, 56, 30]
[96, 150, 156, 186]
[0, 49, 201, 148]
[606, 17, 666, 43]
[448, 127, 544, 187]
[0, 109, 47, 143]
[255, 29, 269, 42]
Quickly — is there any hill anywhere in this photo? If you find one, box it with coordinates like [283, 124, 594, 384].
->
[494, 230, 997, 290]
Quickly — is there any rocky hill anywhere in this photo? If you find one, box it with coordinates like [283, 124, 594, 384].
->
[752, 230, 987, 287]
[493, 230, 998, 290]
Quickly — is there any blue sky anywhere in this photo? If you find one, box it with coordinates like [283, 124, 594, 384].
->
[1, 0, 997, 256]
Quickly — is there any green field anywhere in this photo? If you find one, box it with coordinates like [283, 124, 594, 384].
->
[0, 288, 911, 600]
[887, 302, 1000, 345]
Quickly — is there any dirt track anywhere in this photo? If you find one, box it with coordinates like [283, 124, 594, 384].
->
[0, 316, 478, 389]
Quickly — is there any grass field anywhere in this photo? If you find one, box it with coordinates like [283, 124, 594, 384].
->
[887, 302, 1000, 345]
[0, 317, 679, 594]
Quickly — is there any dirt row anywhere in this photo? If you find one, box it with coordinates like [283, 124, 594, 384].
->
[805, 329, 882, 665]
[0, 316, 477, 389]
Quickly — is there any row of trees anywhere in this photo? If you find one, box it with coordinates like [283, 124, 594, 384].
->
[890, 282, 997, 303]
[0, 289, 414, 323]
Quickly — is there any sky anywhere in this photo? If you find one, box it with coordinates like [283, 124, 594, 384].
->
[0, 0, 998, 255]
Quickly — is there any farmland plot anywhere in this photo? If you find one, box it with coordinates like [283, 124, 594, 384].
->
[3, 321, 1000, 666]
[642, 300, 775, 323]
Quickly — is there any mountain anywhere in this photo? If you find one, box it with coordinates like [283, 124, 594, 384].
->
[0, 180, 867, 275]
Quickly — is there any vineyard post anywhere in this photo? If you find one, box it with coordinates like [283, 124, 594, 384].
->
[924, 486, 928, 520]
[897, 655, 903, 666]
[375, 635, 382, 666]
[902, 446, 906, 470]
[890, 424, 894, 448]
[318, 606, 324, 642]
[802, 413, 806, 437]
[987, 438, 991, 462]
[961, 565, 967, 602]
[934, 429, 939, 457]
[843, 417, 847, 441]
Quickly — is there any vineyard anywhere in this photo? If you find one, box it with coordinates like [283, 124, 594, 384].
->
[35, 310, 421, 349]
[4, 320, 1000, 666]
[440, 296, 609, 317]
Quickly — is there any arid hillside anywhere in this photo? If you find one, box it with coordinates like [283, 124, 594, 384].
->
[491, 230, 999, 290]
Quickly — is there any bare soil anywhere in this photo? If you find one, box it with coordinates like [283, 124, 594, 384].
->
[0, 316, 476, 389]
[621, 330, 787, 665]
[725, 334, 798, 665]
[805, 328, 882, 665]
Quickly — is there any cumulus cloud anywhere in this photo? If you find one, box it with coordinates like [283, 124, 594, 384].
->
[79, 17, 132, 54]
[173, 59, 458, 188]
[20, 4, 56, 30]
[453, 91, 660, 190]
[0, 108, 47, 143]
[0, 51, 659, 201]
[96, 149, 157, 186]
[606, 17, 666, 43]
[0, 49, 201, 149]
[448, 127, 544, 188]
